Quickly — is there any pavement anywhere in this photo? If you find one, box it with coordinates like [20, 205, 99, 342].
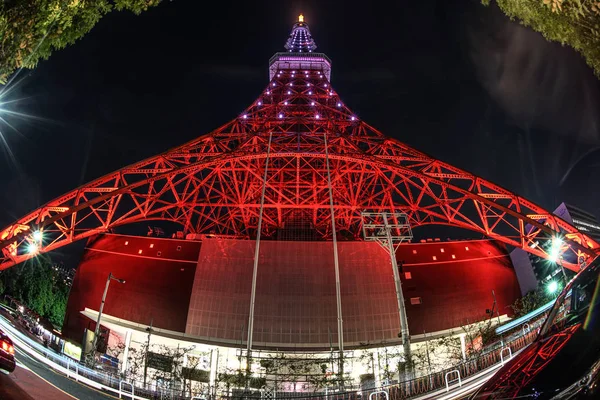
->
[10, 345, 117, 400]
[0, 308, 118, 400]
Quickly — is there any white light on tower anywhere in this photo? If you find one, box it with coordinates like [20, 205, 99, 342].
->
[32, 230, 43, 242]
[547, 280, 559, 294]
[549, 237, 563, 262]
[27, 242, 39, 254]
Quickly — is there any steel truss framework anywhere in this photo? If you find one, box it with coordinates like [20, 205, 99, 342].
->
[1, 53, 599, 271]
[483, 323, 580, 397]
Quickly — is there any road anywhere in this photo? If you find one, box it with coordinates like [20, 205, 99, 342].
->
[0, 336, 117, 399]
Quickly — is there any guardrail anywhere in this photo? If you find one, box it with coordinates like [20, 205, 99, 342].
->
[444, 370, 461, 392]
[0, 313, 540, 400]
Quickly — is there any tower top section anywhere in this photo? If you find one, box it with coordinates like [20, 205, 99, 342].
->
[269, 15, 331, 81]
[284, 14, 317, 53]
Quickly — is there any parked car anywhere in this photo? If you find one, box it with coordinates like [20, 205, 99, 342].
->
[471, 258, 600, 399]
[0, 329, 15, 373]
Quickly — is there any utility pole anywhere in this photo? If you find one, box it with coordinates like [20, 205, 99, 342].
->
[88, 272, 125, 366]
[361, 212, 413, 374]
[143, 318, 153, 388]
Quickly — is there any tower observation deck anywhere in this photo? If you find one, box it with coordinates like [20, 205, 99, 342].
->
[270, 14, 331, 80]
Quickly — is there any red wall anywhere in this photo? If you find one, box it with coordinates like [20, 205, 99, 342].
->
[184, 239, 400, 348]
[65, 235, 521, 349]
[63, 234, 201, 342]
[398, 240, 521, 333]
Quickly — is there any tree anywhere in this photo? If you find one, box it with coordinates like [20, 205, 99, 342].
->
[0, 257, 71, 327]
[0, 0, 162, 84]
[483, 0, 600, 77]
[510, 287, 553, 317]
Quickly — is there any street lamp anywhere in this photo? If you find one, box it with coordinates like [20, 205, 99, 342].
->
[32, 230, 43, 242]
[547, 280, 559, 295]
[89, 272, 125, 364]
[549, 237, 567, 283]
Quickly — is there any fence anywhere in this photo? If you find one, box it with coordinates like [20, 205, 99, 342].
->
[0, 312, 541, 400]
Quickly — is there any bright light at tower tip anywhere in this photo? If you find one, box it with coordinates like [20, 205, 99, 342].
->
[299, 14, 304, 23]
[547, 281, 558, 294]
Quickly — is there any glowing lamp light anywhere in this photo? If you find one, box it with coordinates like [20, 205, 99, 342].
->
[337, 103, 342, 107]
[308, 91, 313, 95]
[299, 14, 304, 23]
[307, 83, 311, 87]
[272, 83, 276, 87]
[284, 101, 288, 105]
[351, 116, 356, 121]
[32, 230, 43, 242]
[315, 114, 320, 119]
[547, 280, 559, 294]
[278, 113, 284, 119]
[311, 102, 315, 106]
[266, 90, 270, 95]
[242, 114, 247, 119]
[258, 101, 262, 106]
[549, 237, 563, 263]
[27, 242, 39, 255]
[324, 83, 328, 87]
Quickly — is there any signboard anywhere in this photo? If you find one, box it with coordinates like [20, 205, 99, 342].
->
[63, 341, 82, 361]
[182, 367, 210, 382]
[146, 351, 173, 373]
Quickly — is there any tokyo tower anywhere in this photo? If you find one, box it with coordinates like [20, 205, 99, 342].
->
[0, 16, 598, 361]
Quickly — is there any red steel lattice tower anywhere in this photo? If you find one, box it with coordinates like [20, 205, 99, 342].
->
[0, 15, 598, 272]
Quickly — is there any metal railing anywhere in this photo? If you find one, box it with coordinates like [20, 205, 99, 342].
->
[0, 312, 540, 400]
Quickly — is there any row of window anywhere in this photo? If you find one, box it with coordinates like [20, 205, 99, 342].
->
[411, 246, 470, 255]
[123, 240, 182, 256]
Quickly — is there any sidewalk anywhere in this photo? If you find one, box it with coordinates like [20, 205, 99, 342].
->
[4, 363, 76, 400]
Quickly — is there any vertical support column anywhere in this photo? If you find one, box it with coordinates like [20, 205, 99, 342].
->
[210, 348, 219, 392]
[247, 132, 273, 373]
[459, 334, 467, 362]
[121, 329, 132, 374]
[323, 132, 344, 387]
[373, 349, 381, 388]
[382, 213, 411, 372]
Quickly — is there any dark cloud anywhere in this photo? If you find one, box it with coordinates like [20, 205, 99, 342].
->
[467, 3, 600, 145]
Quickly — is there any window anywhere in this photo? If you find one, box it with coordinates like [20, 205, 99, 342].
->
[138, 249, 143, 254]
[404, 272, 412, 280]
[150, 244, 154, 249]
[410, 297, 422, 305]
[432, 256, 437, 261]
[440, 248, 445, 253]
[452, 254, 456, 259]
[157, 251, 162, 256]
[412, 250, 417, 254]
[465, 246, 469, 251]
[177, 246, 182, 251]
[124, 241, 129, 246]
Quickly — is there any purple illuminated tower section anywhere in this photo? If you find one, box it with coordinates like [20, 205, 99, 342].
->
[284, 14, 317, 52]
[269, 15, 331, 81]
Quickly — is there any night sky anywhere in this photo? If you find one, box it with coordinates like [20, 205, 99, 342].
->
[1, 0, 599, 267]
